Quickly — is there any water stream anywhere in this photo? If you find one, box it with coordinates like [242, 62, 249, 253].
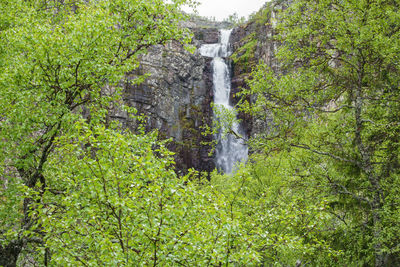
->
[200, 29, 248, 174]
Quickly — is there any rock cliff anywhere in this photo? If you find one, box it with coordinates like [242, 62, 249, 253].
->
[118, 18, 232, 174]
[116, 3, 284, 173]
[229, 1, 285, 139]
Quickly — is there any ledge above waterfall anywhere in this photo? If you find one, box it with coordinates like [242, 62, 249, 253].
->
[199, 29, 233, 58]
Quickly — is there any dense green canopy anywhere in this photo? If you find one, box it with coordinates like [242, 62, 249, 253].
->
[237, 0, 400, 265]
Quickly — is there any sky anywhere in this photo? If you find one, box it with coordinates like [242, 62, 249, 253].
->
[183, 0, 269, 21]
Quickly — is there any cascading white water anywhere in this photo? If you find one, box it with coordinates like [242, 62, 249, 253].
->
[200, 29, 248, 174]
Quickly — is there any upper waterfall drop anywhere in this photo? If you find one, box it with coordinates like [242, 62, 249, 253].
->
[200, 29, 248, 174]
[199, 29, 231, 58]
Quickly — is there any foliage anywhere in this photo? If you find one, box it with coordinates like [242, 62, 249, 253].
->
[0, 0, 195, 264]
[29, 121, 257, 266]
[223, 12, 246, 27]
[230, 32, 258, 68]
[248, 3, 272, 27]
[211, 151, 343, 266]
[238, 0, 400, 265]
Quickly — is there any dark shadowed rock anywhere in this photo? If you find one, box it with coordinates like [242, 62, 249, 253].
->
[119, 30, 218, 174]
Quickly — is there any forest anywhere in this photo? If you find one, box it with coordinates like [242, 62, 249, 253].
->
[0, 0, 399, 266]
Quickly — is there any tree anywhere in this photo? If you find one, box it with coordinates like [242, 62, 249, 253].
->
[224, 12, 246, 26]
[210, 153, 342, 266]
[239, 0, 400, 265]
[0, 0, 195, 265]
[32, 121, 258, 265]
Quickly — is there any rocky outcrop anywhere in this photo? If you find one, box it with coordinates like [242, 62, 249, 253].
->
[229, 1, 285, 139]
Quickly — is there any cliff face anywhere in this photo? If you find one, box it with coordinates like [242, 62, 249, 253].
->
[116, 4, 283, 173]
[229, 2, 285, 139]
[118, 19, 232, 174]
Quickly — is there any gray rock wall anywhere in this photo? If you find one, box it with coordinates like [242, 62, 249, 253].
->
[229, 1, 286, 139]
[119, 19, 232, 174]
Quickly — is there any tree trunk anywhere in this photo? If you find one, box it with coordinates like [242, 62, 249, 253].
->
[354, 60, 385, 267]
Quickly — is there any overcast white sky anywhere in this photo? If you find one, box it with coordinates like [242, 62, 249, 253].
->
[183, 0, 269, 21]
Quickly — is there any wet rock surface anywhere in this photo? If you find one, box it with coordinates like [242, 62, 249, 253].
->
[229, 2, 284, 140]
[117, 18, 232, 174]
[112, 6, 285, 173]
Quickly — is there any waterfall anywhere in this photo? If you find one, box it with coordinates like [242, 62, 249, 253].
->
[200, 29, 248, 174]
